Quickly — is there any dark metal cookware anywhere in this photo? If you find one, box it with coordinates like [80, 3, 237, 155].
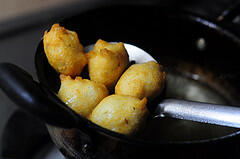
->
[1, 4, 240, 159]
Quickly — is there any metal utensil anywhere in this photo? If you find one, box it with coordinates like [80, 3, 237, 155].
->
[85, 43, 240, 129]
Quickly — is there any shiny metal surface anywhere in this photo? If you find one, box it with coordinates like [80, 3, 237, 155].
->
[157, 99, 240, 128]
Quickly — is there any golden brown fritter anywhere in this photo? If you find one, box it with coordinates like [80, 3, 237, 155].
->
[58, 75, 109, 118]
[90, 94, 148, 135]
[87, 39, 129, 89]
[115, 61, 166, 99]
[43, 24, 87, 76]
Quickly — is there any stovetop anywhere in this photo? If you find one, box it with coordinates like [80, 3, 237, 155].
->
[1, 0, 240, 158]
[1, 110, 65, 159]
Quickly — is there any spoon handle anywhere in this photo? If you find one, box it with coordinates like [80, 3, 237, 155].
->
[158, 99, 240, 128]
[0, 63, 79, 128]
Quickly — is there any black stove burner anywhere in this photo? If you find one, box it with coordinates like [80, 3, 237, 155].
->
[1, 110, 240, 159]
[0, 110, 64, 159]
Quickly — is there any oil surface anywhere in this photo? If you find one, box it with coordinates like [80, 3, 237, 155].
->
[137, 70, 239, 143]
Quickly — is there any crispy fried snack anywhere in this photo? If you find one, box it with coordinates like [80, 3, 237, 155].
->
[115, 61, 166, 99]
[58, 75, 109, 117]
[43, 24, 87, 75]
[87, 39, 129, 89]
[90, 95, 148, 135]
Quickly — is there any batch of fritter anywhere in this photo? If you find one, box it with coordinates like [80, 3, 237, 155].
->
[43, 24, 166, 135]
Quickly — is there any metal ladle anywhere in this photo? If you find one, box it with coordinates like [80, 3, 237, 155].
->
[0, 43, 240, 131]
[85, 43, 240, 129]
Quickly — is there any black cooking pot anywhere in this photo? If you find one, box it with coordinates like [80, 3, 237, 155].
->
[1, 4, 240, 159]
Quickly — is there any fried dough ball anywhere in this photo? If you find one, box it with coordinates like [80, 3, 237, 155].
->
[43, 24, 87, 75]
[115, 61, 166, 99]
[58, 75, 109, 117]
[87, 39, 129, 89]
[90, 95, 148, 135]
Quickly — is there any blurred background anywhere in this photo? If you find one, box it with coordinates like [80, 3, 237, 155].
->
[0, 0, 239, 158]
